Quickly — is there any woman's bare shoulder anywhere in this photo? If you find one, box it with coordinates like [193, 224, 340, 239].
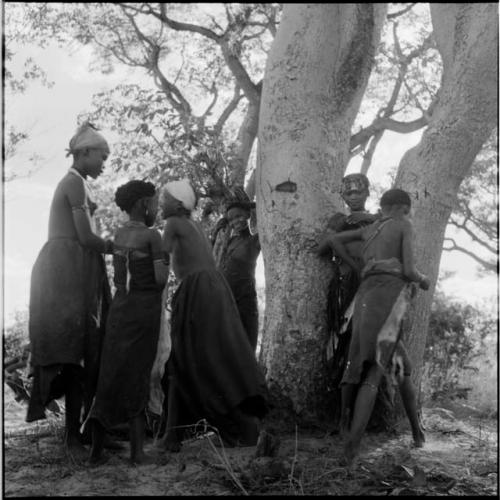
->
[59, 171, 83, 189]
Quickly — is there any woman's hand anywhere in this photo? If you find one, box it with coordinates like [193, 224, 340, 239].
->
[315, 237, 332, 257]
[419, 275, 430, 290]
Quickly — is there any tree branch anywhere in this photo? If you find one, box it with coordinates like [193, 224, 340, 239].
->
[148, 3, 260, 104]
[387, 3, 416, 20]
[75, 16, 140, 67]
[350, 30, 435, 156]
[241, 26, 268, 43]
[120, 7, 155, 49]
[153, 3, 220, 41]
[350, 115, 428, 151]
[214, 84, 243, 135]
[201, 81, 219, 122]
[443, 238, 497, 272]
[259, 4, 279, 37]
[219, 43, 260, 103]
[449, 215, 497, 254]
[117, 3, 152, 16]
[360, 130, 384, 175]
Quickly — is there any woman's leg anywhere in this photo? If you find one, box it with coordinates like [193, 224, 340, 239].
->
[63, 365, 85, 451]
[89, 419, 106, 463]
[339, 383, 357, 437]
[398, 375, 425, 447]
[163, 375, 182, 452]
[343, 364, 384, 463]
[129, 413, 155, 464]
[231, 407, 259, 446]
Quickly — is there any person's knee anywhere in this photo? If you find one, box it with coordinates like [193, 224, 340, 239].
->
[362, 363, 384, 387]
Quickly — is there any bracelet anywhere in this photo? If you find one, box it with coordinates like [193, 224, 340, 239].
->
[154, 254, 170, 266]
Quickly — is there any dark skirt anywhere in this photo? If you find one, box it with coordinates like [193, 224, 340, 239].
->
[27, 238, 110, 422]
[29, 238, 109, 366]
[341, 274, 413, 385]
[89, 289, 162, 429]
[167, 269, 268, 429]
[231, 287, 259, 352]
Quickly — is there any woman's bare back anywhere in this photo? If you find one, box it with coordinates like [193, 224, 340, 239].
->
[163, 216, 216, 281]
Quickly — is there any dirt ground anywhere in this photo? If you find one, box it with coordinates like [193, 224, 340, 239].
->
[3, 387, 497, 497]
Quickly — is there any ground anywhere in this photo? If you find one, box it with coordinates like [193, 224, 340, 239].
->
[4, 387, 497, 497]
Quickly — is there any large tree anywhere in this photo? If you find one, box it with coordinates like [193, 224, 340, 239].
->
[257, 2, 497, 420]
[256, 3, 387, 420]
[393, 3, 498, 393]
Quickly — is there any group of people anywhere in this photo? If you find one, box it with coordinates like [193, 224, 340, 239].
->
[26, 122, 429, 467]
[317, 173, 429, 463]
[27, 123, 267, 465]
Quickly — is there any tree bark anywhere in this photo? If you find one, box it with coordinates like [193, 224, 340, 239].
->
[257, 3, 386, 420]
[394, 3, 498, 396]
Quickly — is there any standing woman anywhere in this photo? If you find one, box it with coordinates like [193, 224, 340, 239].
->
[213, 188, 261, 352]
[88, 180, 168, 465]
[27, 122, 114, 457]
[317, 173, 377, 431]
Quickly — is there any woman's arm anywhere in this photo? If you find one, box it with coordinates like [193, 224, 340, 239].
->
[161, 217, 178, 255]
[401, 221, 430, 289]
[327, 228, 364, 271]
[150, 229, 169, 287]
[66, 177, 113, 253]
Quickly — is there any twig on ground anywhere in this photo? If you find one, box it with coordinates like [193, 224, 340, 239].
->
[288, 424, 303, 494]
[199, 421, 249, 496]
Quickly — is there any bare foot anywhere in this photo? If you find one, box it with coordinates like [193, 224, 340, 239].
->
[80, 433, 124, 450]
[339, 410, 351, 439]
[164, 438, 182, 453]
[412, 429, 425, 448]
[255, 430, 280, 457]
[340, 439, 358, 467]
[130, 453, 157, 466]
[65, 439, 88, 463]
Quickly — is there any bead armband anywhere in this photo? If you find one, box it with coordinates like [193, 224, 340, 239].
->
[153, 253, 170, 266]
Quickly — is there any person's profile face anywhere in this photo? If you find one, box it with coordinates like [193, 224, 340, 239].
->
[161, 191, 182, 218]
[227, 207, 249, 232]
[85, 148, 109, 179]
[145, 195, 159, 227]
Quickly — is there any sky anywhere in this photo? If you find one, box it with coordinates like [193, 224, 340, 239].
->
[3, 27, 498, 327]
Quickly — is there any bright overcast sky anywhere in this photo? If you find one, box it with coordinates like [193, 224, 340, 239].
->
[3, 34, 497, 325]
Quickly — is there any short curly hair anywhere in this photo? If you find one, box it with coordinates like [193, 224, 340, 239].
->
[380, 188, 411, 208]
[115, 180, 156, 213]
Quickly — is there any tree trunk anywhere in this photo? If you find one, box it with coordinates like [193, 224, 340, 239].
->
[394, 3, 498, 398]
[257, 3, 386, 421]
[229, 99, 260, 187]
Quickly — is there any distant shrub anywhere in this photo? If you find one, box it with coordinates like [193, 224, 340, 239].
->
[422, 291, 496, 412]
[4, 309, 29, 361]
[459, 338, 498, 417]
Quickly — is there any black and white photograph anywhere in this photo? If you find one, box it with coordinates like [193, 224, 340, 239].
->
[3, 2, 498, 496]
